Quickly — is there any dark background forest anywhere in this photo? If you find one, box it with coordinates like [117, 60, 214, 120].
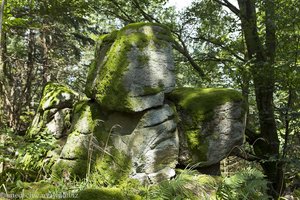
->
[0, 0, 299, 199]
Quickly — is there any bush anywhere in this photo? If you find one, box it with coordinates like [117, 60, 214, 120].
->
[216, 168, 270, 200]
[149, 169, 219, 200]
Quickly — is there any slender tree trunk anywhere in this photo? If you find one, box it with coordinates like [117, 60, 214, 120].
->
[24, 30, 35, 107]
[13, 29, 36, 131]
[0, 0, 6, 79]
[237, 0, 283, 197]
[41, 29, 49, 85]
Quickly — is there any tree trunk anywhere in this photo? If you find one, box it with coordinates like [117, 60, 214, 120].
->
[237, 0, 284, 197]
[24, 30, 35, 108]
[0, 0, 5, 79]
[41, 29, 49, 85]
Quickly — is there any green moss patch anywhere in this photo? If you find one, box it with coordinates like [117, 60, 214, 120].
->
[85, 33, 117, 97]
[167, 87, 243, 124]
[85, 22, 173, 112]
[93, 147, 132, 186]
[71, 100, 103, 135]
[52, 159, 88, 180]
[39, 82, 78, 111]
[142, 86, 163, 95]
[186, 130, 209, 162]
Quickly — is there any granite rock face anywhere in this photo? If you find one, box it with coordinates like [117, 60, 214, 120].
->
[52, 101, 179, 183]
[110, 104, 179, 183]
[85, 23, 175, 112]
[167, 88, 246, 167]
[26, 83, 78, 139]
[52, 101, 102, 178]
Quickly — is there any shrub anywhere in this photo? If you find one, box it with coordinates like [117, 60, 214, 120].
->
[216, 167, 269, 200]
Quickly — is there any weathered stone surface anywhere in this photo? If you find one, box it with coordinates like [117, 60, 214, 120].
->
[26, 83, 78, 138]
[85, 23, 175, 112]
[52, 100, 102, 178]
[167, 87, 246, 167]
[39, 82, 79, 111]
[45, 108, 72, 139]
[110, 104, 179, 183]
[60, 134, 90, 159]
[53, 101, 179, 183]
[70, 101, 103, 135]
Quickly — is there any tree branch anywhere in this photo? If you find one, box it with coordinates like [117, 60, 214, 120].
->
[213, 0, 240, 16]
[172, 32, 205, 77]
[109, 0, 135, 23]
[193, 35, 245, 62]
[234, 149, 262, 162]
[131, 0, 160, 23]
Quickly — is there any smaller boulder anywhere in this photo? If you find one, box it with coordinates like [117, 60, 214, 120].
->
[168, 87, 246, 167]
[39, 83, 79, 111]
[26, 83, 79, 138]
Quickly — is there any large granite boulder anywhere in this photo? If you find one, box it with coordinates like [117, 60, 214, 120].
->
[26, 23, 247, 185]
[167, 87, 246, 167]
[85, 23, 175, 112]
[52, 101, 179, 183]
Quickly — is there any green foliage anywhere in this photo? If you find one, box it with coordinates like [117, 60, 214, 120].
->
[217, 168, 270, 200]
[15, 132, 58, 178]
[149, 169, 218, 200]
[294, 188, 300, 199]
[77, 188, 141, 200]
[1, 0, 299, 198]
[0, 127, 37, 187]
[186, 130, 209, 162]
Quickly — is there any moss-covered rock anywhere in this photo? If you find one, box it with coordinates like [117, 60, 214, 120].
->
[70, 100, 103, 135]
[51, 101, 179, 184]
[52, 158, 88, 179]
[60, 134, 89, 159]
[85, 22, 175, 112]
[51, 100, 103, 179]
[39, 82, 79, 112]
[168, 87, 246, 167]
[26, 83, 79, 138]
[22, 83, 80, 181]
[167, 87, 244, 125]
[93, 147, 132, 186]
